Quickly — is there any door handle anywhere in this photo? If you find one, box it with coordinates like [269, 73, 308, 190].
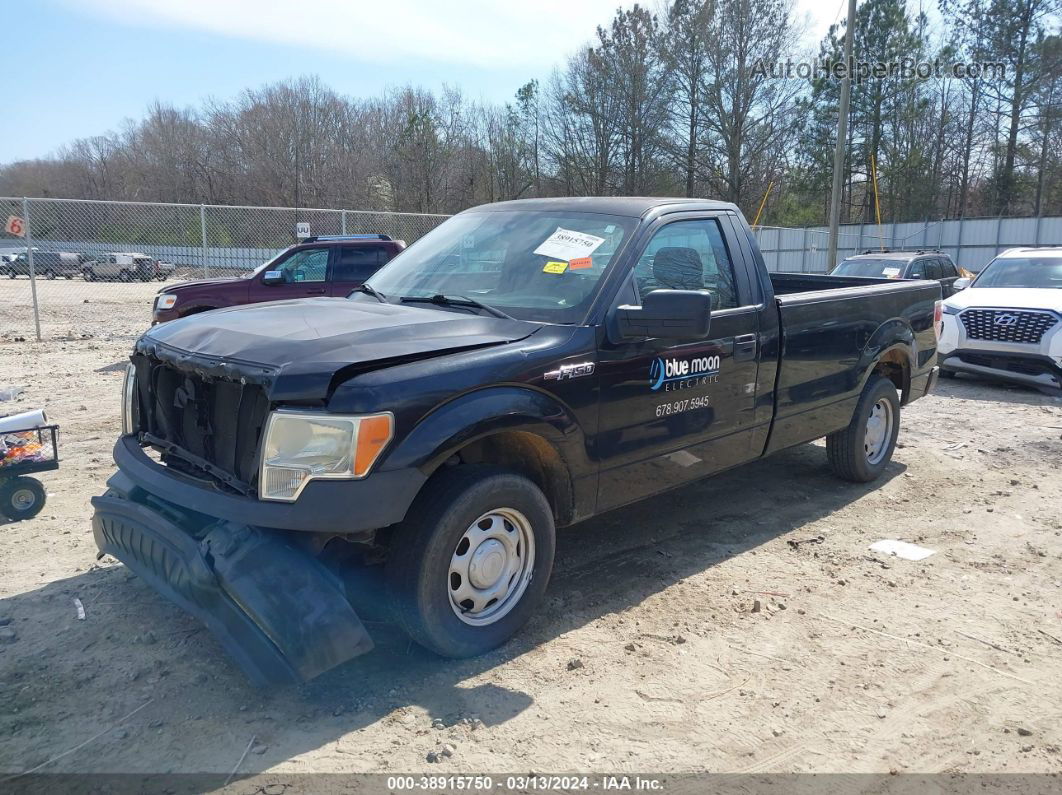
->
[734, 333, 758, 361]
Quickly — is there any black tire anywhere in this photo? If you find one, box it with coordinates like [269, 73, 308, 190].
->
[44, 269, 56, 280]
[940, 367, 957, 379]
[385, 465, 556, 658]
[826, 375, 901, 483]
[118, 269, 131, 282]
[0, 477, 46, 522]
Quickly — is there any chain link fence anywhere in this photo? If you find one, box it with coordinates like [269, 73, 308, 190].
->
[0, 197, 449, 340]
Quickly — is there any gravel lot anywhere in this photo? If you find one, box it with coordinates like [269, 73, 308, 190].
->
[1, 280, 1061, 780]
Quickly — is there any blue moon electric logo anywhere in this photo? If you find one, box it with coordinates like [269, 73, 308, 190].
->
[650, 355, 721, 391]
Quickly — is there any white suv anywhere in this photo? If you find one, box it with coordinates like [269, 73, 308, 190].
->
[939, 247, 1062, 393]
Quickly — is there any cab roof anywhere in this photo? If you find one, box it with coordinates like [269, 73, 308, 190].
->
[461, 196, 740, 219]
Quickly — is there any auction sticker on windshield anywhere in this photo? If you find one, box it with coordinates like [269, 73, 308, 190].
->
[534, 228, 606, 261]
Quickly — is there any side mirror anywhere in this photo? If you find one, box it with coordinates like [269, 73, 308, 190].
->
[953, 277, 972, 290]
[615, 290, 713, 341]
[262, 270, 284, 285]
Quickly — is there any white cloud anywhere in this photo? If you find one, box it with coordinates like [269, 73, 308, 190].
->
[66, 0, 627, 69]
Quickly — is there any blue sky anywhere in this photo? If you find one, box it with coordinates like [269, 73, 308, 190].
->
[5, 0, 836, 164]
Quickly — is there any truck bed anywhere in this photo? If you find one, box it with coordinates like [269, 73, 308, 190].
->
[769, 271, 895, 296]
[764, 272, 941, 454]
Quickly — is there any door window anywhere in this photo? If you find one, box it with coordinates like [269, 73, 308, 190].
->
[924, 259, 942, 280]
[907, 259, 926, 279]
[274, 248, 328, 283]
[634, 219, 738, 309]
[335, 245, 387, 282]
[940, 258, 958, 278]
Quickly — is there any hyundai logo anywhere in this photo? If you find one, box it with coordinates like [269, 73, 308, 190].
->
[993, 314, 1019, 327]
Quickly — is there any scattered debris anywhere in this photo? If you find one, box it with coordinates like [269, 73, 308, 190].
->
[817, 614, 1034, 686]
[0, 627, 16, 644]
[566, 658, 584, 671]
[955, 630, 1017, 656]
[0, 385, 25, 402]
[0, 700, 152, 783]
[1038, 629, 1062, 647]
[73, 598, 85, 620]
[787, 535, 825, 550]
[869, 539, 936, 561]
[225, 735, 257, 787]
[1017, 727, 1034, 737]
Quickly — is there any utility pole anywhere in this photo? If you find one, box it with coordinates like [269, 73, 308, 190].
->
[827, 0, 857, 268]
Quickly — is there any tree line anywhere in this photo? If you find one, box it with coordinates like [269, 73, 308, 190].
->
[3, 0, 1060, 227]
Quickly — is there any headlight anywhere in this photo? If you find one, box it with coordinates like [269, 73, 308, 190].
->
[156, 294, 177, 311]
[121, 362, 138, 434]
[259, 410, 394, 502]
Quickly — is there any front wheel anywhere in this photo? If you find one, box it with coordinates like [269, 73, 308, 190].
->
[385, 466, 556, 658]
[0, 476, 46, 521]
[826, 375, 901, 483]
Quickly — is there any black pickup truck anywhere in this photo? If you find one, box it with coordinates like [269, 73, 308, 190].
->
[92, 197, 941, 685]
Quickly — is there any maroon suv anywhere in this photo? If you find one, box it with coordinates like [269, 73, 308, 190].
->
[152, 235, 405, 323]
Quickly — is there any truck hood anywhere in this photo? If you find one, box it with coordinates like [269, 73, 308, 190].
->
[159, 277, 243, 294]
[945, 287, 1062, 312]
[135, 297, 543, 401]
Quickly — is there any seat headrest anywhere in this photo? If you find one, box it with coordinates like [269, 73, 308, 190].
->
[652, 247, 703, 290]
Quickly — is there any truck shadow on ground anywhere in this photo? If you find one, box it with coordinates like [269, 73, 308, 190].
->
[933, 373, 1061, 405]
[0, 442, 903, 775]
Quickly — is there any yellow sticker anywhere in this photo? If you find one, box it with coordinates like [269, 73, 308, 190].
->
[543, 261, 568, 274]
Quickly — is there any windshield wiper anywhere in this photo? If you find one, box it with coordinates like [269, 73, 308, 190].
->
[355, 282, 388, 303]
[400, 294, 514, 320]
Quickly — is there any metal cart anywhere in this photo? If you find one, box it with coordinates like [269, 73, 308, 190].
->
[0, 424, 59, 521]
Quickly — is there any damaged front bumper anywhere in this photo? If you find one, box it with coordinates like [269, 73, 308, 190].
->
[91, 470, 376, 685]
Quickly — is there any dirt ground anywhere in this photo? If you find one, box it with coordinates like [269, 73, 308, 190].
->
[1, 280, 1061, 781]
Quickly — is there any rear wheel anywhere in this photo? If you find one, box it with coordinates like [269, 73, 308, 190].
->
[44, 269, 56, 280]
[826, 375, 901, 483]
[385, 466, 556, 658]
[118, 269, 132, 282]
[0, 477, 46, 522]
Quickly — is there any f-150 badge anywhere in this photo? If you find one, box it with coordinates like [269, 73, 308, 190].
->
[544, 362, 596, 380]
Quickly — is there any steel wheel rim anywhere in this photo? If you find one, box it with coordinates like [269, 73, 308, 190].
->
[448, 507, 535, 626]
[864, 398, 894, 465]
[11, 488, 36, 511]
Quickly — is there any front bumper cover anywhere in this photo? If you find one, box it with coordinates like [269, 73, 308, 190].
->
[942, 349, 1062, 392]
[92, 472, 375, 685]
[112, 434, 426, 533]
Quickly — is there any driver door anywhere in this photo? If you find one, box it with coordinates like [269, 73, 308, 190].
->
[594, 214, 763, 510]
[248, 247, 330, 303]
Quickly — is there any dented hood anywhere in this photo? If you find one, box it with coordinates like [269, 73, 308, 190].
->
[136, 297, 542, 401]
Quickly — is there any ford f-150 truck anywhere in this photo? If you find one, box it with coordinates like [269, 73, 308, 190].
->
[91, 197, 941, 685]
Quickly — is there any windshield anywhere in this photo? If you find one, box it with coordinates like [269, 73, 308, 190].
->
[363, 210, 636, 323]
[972, 256, 1062, 289]
[832, 259, 907, 278]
